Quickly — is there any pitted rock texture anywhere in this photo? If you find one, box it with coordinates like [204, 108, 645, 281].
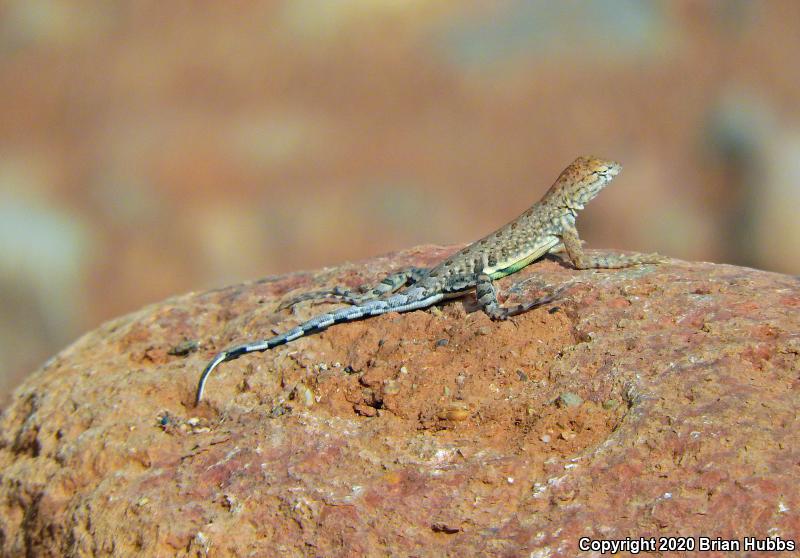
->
[0, 245, 798, 557]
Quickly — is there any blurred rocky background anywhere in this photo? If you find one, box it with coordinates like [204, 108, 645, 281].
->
[1, 0, 799, 406]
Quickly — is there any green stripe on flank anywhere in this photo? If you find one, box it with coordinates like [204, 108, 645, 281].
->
[488, 252, 541, 279]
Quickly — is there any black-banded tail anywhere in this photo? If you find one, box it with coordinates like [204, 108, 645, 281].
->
[195, 287, 443, 405]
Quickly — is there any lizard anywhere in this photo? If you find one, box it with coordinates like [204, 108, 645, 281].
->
[194, 156, 663, 405]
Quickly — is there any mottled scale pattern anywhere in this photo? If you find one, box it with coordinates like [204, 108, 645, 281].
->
[194, 156, 664, 404]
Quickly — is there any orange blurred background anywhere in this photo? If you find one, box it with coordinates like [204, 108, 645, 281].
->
[2, 1, 799, 405]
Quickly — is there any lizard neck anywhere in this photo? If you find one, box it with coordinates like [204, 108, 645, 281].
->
[537, 196, 579, 221]
[539, 188, 582, 214]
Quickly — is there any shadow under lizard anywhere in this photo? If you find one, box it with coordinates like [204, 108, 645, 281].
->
[194, 156, 663, 405]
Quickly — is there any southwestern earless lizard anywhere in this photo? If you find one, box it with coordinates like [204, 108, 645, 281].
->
[195, 156, 663, 404]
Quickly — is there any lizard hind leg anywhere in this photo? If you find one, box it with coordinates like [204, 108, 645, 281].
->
[276, 267, 429, 311]
[476, 273, 566, 321]
[275, 288, 346, 311]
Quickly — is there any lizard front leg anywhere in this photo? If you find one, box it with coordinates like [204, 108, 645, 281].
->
[277, 267, 429, 310]
[560, 224, 663, 269]
[475, 273, 565, 321]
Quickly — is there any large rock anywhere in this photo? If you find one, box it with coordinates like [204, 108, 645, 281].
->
[1, 246, 798, 556]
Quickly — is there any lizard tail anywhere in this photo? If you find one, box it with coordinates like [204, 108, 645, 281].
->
[195, 288, 444, 405]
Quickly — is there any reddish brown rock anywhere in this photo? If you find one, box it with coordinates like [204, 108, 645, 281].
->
[1, 246, 798, 556]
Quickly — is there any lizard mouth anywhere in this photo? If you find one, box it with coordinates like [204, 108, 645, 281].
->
[571, 162, 621, 209]
[599, 163, 621, 179]
[594, 162, 621, 186]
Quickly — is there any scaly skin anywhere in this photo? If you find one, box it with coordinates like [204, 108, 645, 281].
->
[195, 156, 663, 405]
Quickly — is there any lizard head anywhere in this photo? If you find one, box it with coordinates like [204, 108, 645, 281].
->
[547, 156, 622, 210]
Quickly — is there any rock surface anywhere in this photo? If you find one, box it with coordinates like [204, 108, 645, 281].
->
[0, 245, 798, 557]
